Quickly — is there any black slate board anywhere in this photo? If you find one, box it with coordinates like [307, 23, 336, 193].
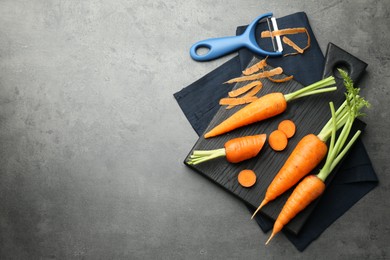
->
[184, 43, 367, 234]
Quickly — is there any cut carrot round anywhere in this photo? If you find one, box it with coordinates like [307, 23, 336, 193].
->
[238, 169, 257, 188]
[269, 130, 288, 151]
[278, 119, 296, 138]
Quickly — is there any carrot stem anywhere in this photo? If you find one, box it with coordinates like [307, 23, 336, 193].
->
[284, 76, 336, 102]
[187, 148, 226, 165]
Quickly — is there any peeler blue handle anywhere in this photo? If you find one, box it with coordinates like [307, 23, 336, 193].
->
[190, 12, 283, 61]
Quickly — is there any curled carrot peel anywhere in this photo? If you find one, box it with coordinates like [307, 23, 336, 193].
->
[267, 75, 294, 83]
[282, 36, 304, 54]
[219, 96, 258, 106]
[251, 69, 370, 221]
[242, 57, 268, 75]
[187, 134, 266, 165]
[205, 76, 337, 139]
[261, 27, 311, 56]
[225, 67, 283, 84]
[228, 81, 262, 98]
[223, 82, 263, 109]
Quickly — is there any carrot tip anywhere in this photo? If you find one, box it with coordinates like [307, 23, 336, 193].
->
[251, 199, 268, 219]
[265, 232, 275, 245]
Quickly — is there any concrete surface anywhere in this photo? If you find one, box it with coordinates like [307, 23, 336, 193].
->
[0, 0, 389, 259]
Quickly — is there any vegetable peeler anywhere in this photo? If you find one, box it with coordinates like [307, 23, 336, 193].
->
[190, 12, 283, 61]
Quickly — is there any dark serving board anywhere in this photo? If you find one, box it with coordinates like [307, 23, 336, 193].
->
[184, 43, 368, 234]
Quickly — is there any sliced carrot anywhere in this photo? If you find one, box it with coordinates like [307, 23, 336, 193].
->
[242, 57, 268, 75]
[283, 36, 304, 54]
[268, 129, 288, 151]
[225, 67, 283, 84]
[238, 169, 257, 188]
[278, 119, 296, 138]
[228, 81, 261, 98]
[267, 75, 294, 83]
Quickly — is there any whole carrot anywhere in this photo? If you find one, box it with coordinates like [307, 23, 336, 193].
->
[187, 134, 266, 165]
[204, 76, 337, 138]
[266, 175, 325, 244]
[265, 99, 364, 244]
[251, 69, 369, 219]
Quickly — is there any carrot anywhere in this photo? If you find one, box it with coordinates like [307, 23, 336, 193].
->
[268, 130, 288, 151]
[252, 134, 327, 216]
[204, 76, 337, 139]
[251, 69, 370, 220]
[238, 169, 257, 188]
[265, 175, 325, 244]
[187, 134, 266, 165]
[278, 119, 296, 138]
[266, 99, 365, 244]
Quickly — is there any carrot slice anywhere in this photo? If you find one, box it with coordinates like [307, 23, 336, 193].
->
[278, 119, 296, 138]
[228, 81, 261, 98]
[269, 129, 288, 151]
[238, 169, 257, 188]
[225, 67, 283, 84]
[242, 57, 268, 75]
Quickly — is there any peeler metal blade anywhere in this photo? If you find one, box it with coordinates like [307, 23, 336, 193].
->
[266, 17, 283, 53]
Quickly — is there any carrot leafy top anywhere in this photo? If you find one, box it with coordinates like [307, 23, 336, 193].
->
[317, 69, 370, 182]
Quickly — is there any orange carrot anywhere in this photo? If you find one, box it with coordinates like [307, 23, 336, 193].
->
[268, 130, 288, 151]
[265, 175, 325, 244]
[266, 90, 367, 244]
[251, 134, 328, 218]
[206, 93, 287, 138]
[252, 72, 369, 220]
[238, 169, 257, 188]
[278, 119, 296, 138]
[204, 76, 337, 139]
[187, 134, 266, 165]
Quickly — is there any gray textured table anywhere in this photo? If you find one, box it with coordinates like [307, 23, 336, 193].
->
[0, 1, 389, 259]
